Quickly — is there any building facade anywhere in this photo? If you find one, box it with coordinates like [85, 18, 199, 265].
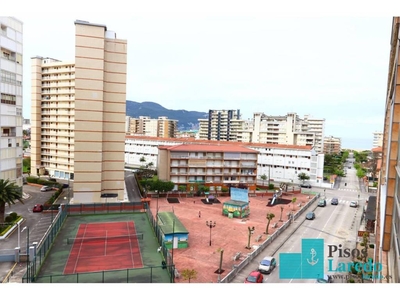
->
[323, 136, 341, 154]
[157, 143, 259, 191]
[126, 116, 178, 138]
[125, 135, 324, 187]
[198, 109, 243, 141]
[31, 20, 127, 203]
[198, 111, 325, 153]
[0, 17, 23, 186]
[373, 131, 384, 148]
[375, 16, 400, 283]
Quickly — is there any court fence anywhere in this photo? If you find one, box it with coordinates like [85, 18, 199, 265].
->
[22, 202, 175, 283]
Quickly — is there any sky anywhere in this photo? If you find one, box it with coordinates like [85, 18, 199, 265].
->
[8, 0, 400, 151]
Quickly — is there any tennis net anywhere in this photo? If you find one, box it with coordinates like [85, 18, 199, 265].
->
[67, 233, 144, 245]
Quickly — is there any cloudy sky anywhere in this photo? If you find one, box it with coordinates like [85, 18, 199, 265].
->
[11, 1, 399, 149]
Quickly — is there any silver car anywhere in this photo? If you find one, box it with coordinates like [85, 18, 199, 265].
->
[258, 256, 276, 274]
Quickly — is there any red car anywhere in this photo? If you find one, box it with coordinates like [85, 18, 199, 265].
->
[244, 270, 264, 283]
[33, 204, 44, 213]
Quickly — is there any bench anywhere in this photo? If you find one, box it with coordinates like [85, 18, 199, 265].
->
[174, 268, 180, 278]
[232, 252, 241, 261]
[255, 234, 263, 242]
[272, 222, 278, 228]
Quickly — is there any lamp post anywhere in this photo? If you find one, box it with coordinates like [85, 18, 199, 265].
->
[246, 226, 255, 249]
[67, 174, 71, 202]
[205, 220, 216, 246]
[17, 222, 21, 249]
[268, 165, 271, 186]
[21, 226, 29, 254]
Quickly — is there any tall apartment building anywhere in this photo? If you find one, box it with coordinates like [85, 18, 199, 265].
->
[31, 20, 127, 203]
[126, 116, 178, 138]
[373, 131, 384, 148]
[198, 109, 243, 141]
[200, 111, 325, 153]
[323, 136, 341, 154]
[0, 17, 23, 186]
[375, 16, 400, 283]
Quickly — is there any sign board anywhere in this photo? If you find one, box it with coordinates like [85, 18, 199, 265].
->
[230, 187, 249, 202]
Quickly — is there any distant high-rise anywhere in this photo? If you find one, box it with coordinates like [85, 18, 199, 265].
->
[31, 20, 127, 203]
[373, 131, 383, 148]
[198, 109, 243, 141]
[126, 116, 178, 138]
[0, 17, 23, 186]
[323, 136, 341, 154]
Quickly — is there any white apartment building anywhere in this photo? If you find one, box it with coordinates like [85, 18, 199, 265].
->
[125, 135, 326, 187]
[323, 136, 341, 154]
[199, 111, 325, 153]
[373, 131, 383, 148]
[198, 109, 243, 141]
[0, 17, 23, 186]
[126, 116, 178, 138]
[31, 20, 127, 203]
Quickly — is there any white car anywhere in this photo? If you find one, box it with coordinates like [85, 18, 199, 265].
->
[40, 186, 52, 192]
[258, 256, 277, 274]
[350, 201, 358, 208]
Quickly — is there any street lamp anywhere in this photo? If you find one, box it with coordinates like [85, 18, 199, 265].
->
[205, 221, 216, 246]
[246, 226, 255, 249]
[21, 226, 29, 254]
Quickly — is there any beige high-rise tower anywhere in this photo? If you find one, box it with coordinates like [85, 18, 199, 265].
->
[31, 20, 127, 203]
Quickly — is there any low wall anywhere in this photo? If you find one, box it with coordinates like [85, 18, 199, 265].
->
[219, 193, 320, 283]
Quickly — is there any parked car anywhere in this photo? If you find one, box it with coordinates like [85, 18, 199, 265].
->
[331, 197, 339, 205]
[300, 183, 311, 188]
[33, 204, 44, 213]
[244, 270, 264, 283]
[306, 212, 315, 220]
[318, 199, 326, 207]
[316, 274, 333, 283]
[350, 201, 358, 208]
[40, 186, 52, 192]
[62, 183, 69, 188]
[258, 256, 277, 274]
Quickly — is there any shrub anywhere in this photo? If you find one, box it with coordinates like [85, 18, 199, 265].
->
[268, 183, 275, 190]
[9, 212, 18, 221]
[26, 176, 38, 183]
[221, 187, 228, 193]
[348, 278, 355, 283]
[360, 242, 365, 247]
[4, 215, 13, 223]
[369, 244, 375, 248]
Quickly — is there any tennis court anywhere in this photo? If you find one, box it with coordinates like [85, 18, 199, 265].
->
[64, 221, 144, 274]
[28, 204, 173, 283]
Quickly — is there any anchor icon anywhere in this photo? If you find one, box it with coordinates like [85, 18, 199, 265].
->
[307, 248, 319, 266]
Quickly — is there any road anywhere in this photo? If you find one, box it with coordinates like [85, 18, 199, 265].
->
[124, 171, 142, 202]
[231, 154, 371, 283]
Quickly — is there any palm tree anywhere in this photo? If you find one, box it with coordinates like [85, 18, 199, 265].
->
[264, 213, 275, 234]
[291, 197, 297, 211]
[0, 179, 23, 223]
[181, 268, 197, 283]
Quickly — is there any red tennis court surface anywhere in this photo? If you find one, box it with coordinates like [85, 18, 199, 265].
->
[63, 221, 143, 274]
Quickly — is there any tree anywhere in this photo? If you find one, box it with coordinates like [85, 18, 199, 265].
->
[297, 172, 310, 183]
[260, 174, 267, 186]
[181, 268, 197, 283]
[0, 179, 23, 223]
[291, 197, 297, 211]
[264, 213, 275, 234]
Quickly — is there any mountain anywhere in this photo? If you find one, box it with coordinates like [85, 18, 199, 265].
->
[126, 101, 208, 130]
